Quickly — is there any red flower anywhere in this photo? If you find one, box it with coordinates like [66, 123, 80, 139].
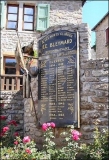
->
[14, 132, 19, 137]
[0, 131, 5, 137]
[50, 122, 55, 128]
[25, 148, 31, 154]
[23, 136, 31, 143]
[42, 123, 48, 131]
[2, 126, 9, 133]
[8, 120, 17, 126]
[72, 134, 79, 141]
[0, 115, 7, 120]
[14, 141, 18, 145]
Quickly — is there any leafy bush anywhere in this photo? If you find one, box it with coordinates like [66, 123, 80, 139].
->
[80, 122, 109, 160]
[1, 136, 38, 160]
[41, 122, 81, 160]
[1, 99, 109, 160]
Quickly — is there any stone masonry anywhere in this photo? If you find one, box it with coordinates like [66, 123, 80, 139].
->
[1, 0, 108, 148]
[0, 90, 24, 137]
[24, 23, 109, 148]
[94, 15, 108, 59]
[1, 0, 83, 73]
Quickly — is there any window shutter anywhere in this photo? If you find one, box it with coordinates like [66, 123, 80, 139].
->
[106, 27, 109, 44]
[37, 4, 50, 31]
[0, 1, 5, 29]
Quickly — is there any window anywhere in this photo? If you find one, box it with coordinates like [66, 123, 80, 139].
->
[4, 57, 23, 75]
[23, 5, 34, 31]
[106, 27, 109, 44]
[2, 57, 23, 90]
[7, 4, 19, 29]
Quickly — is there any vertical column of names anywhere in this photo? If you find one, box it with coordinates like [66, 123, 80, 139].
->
[49, 59, 57, 120]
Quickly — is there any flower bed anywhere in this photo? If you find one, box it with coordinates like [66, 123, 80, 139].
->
[0, 98, 109, 160]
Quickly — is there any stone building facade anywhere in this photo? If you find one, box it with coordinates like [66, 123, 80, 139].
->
[1, 0, 108, 148]
[0, 0, 87, 139]
[92, 12, 109, 59]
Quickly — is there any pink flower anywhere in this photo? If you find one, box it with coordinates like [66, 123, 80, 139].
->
[8, 120, 17, 126]
[42, 123, 48, 131]
[50, 122, 55, 128]
[71, 129, 81, 141]
[14, 132, 19, 137]
[14, 141, 18, 145]
[72, 134, 79, 141]
[23, 136, 31, 143]
[25, 148, 31, 154]
[72, 130, 81, 136]
[2, 126, 9, 133]
[47, 123, 51, 127]
[0, 115, 7, 120]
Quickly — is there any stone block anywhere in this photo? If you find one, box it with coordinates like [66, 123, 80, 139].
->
[81, 77, 99, 82]
[82, 125, 95, 132]
[92, 70, 108, 76]
[100, 111, 108, 118]
[93, 119, 108, 125]
[81, 96, 88, 102]
[81, 133, 93, 140]
[80, 61, 96, 69]
[84, 70, 91, 77]
[80, 102, 94, 110]
[100, 77, 109, 82]
[92, 83, 108, 90]
[83, 82, 91, 91]
[95, 103, 107, 110]
[88, 111, 100, 119]
[91, 97, 108, 103]
[81, 90, 96, 96]
[81, 118, 91, 125]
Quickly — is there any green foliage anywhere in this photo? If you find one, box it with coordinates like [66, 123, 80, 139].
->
[80, 125, 109, 160]
[0, 118, 17, 147]
[1, 102, 109, 160]
[41, 125, 81, 160]
[1, 136, 38, 160]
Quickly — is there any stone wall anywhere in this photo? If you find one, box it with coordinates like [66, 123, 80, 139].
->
[1, 0, 83, 73]
[95, 15, 109, 58]
[24, 58, 109, 148]
[80, 58, 109, 143]
[1, 0, 82, 52]
[23, 23, 92, 148]
[0, 90, 24, 137]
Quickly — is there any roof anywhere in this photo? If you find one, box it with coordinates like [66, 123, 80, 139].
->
[92, 11, 109, 31]
[82, 0, 87, 6]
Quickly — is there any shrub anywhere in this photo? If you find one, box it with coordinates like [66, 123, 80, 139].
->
[1, 136, 38, 160]
[1, 99, 108, 160]
[80, 123, 109, 160]
[41, 123, 81, 160]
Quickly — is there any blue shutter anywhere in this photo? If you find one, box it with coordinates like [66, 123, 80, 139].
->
[0, 1, 5, 29]
[37, 4, 50, 31]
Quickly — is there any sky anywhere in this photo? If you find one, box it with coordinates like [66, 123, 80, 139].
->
[82, 0, 108, 47]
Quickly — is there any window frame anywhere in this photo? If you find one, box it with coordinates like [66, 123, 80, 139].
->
[3, 56, 20, 75]
[2, 56, 23, 91]
[105, 27, 109, 45]
[6, 4, 19, 30]
[23, 5, 35, 31]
